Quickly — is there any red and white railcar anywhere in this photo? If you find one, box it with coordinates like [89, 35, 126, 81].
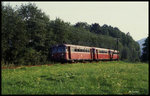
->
[51, 44, 119, 62]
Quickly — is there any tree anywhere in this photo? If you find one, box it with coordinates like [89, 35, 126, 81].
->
[17, 3, 51, 64]
[141, 37, 149, 62]
[90, 23, 101, 34]
[50, 18, 70, 44]
[2, 5, 28, 65]
[101, 24, 109, 35]
[74, 22, 90, 31]
[120, 46, 130, 60]
[17, 3, 50, 50]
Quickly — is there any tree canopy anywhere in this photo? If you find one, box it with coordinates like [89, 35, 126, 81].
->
[141, 37, 149, 62]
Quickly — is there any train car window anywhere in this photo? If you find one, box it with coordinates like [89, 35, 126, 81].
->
[75, 49, 77, 52]
[58, 47, 61, 53]
[60, 48, 62, 52]
[54, 47, 57, 53]
[80, 49, 82, 52]
[76, 49, 78, 52]
[82, 49, 84, 52]
[86, 49, 88, 52]
[113, 52, 118, 54]
[78, 49, 80, 52]
[74, 48, 91, 52]
[56, 46, 66, 53]
[64, 46, 67, 52]
[62, 47, 66, 52]
[53, 48, 57, 53]
[74, 48, 76, 52]
[85, 49, 87, 52]
[52, 48, 56, 53]
[99, 50, 108, 53]
[79, 49, 81, 52]
[71, 48, 74, 52]
[99, 50, 102, 53]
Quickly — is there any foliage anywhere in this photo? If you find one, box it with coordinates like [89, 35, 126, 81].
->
[141, 37, 149, 62]
[2, 4, 28, 65]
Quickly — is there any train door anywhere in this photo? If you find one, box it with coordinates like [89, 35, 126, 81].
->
[108, 50, 112, 60]
[94, 49, 98, 60]
[96, 49, 98, 59]
[112, 51, 114, 60]
[67, 46, 71, 59]
[90, 49, 93, 60]
[93, 49, 96, 60]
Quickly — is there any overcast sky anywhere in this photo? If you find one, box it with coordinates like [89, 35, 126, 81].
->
[2, 1, 149, 41]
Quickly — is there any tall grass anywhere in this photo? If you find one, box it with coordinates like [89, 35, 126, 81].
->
[2, 61, 149, 95]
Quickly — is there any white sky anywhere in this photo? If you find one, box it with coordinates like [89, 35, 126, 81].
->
[2, 1, 149, 41]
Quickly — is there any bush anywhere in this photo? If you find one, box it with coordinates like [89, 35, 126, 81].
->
[24, 48, 42, 65]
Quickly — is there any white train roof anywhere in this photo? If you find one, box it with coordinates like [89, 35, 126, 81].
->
[53, 44, 119, 52]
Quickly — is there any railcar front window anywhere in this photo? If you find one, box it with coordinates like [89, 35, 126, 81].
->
[62, 47, 66, 52]
[52, 47, 57, 53]
[57, 47, 66, 53]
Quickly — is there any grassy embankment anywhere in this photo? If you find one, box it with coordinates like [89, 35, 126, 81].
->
[2, 61, 149, 95]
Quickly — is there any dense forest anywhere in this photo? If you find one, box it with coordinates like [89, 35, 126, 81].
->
[2, 3, 142, 65]
[141, 37, 149, 62]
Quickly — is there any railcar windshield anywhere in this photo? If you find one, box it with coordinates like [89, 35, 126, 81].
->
[52, 47, 57, 53]
[58, 46, 66, 53]
[52, 46, 66, 53]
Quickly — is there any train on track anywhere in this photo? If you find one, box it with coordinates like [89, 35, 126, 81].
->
[51, 44, 119, 62]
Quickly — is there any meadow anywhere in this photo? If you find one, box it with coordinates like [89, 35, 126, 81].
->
[2, 61, 149, 95]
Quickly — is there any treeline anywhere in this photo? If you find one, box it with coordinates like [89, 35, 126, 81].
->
[140, 37, 149, 63]
[2, 3, 141, 65]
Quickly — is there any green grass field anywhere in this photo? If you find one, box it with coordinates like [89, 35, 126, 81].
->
[2, 61, 149, 95]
